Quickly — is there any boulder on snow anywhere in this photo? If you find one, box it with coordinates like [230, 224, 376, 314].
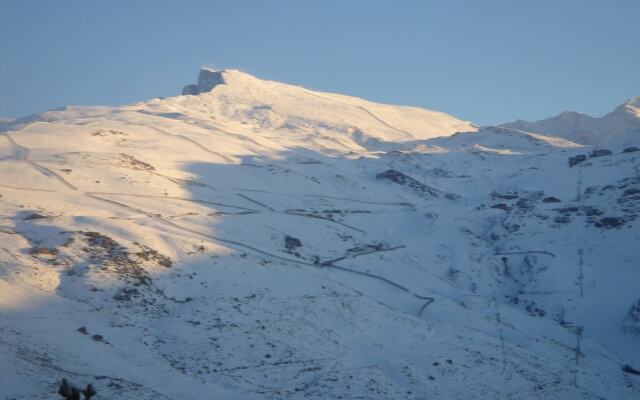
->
[492, 191, 519, 200]
[594, 216, 625, 229]
[568, 154, 587, 167]
[589, 149, 612, 158]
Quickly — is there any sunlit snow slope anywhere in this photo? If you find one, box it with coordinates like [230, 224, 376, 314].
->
[1, 68, 639, 400]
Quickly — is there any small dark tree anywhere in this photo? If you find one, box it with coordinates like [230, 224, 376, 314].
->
[58, 379, 72, 398]
[69, 387, 81, 400]
[58, 379, 97, 400]
[82, 384, 97, 399]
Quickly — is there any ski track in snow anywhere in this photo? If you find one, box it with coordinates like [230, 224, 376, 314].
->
[1, 70, 639, 400]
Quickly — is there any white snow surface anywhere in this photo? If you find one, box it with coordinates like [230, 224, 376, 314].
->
[502, 96, 640, 146]
[1, 68, 639, 399]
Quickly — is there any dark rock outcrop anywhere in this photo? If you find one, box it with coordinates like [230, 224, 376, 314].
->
[377, 169, 446, 199]
[595, 217, 625, 229]
[568, 154, 587, 167]
[589, 149, 612, 158]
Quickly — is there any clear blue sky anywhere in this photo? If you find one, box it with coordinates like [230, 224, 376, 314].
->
[1, 0, 638, 125]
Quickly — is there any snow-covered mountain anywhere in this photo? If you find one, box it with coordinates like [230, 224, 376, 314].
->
[1, 68, 639, 400]
[501, 97, 640, 145]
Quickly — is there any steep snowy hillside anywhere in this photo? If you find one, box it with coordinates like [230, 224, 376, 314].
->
[502, 97, 640, 145]
[1, 69, 639, 400]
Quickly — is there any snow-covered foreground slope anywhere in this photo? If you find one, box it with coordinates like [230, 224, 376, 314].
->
[1, 69, 639, 399]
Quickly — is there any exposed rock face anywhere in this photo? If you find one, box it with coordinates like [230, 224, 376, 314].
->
[376, 169, 442, 199]
[182, 68, 226, 95]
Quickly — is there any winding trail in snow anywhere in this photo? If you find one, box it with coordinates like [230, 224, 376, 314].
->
[351, 105, 414, 139]
[321, 245, 406, 265]
[93, 191, 434, 315]
[0, 184, 56, 192]
[6, 132, 435, 317]
[85, 192, 259, 212]
[321, 245, 435, 313]
[90, 196, 435, 316]
[283, 211, 366, 234]
[5, 133, 77, 191]
[150, 172, 219, 191]
[147, 126, 236, 164]
[494, 250, 556, 258]
[303, 91, 414, 139]
[146, 116, 266, 149]
[298, 193, 414, 207]
[237, 193, 275, 211]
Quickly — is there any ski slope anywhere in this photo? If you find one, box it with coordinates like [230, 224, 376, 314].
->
[1, 68, 639, 399]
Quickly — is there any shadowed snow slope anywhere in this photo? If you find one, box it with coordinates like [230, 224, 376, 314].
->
[0, 69, 639, 400]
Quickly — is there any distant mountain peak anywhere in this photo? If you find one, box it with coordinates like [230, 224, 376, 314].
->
[624, 96, 640, 107]
[617, 96, 640, 116]
[501, 96, 640, 145]
[164, 67, 478, 146]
